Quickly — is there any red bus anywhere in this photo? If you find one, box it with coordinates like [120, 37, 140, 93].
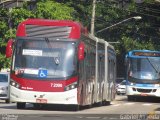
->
[6, 19, 116, 110]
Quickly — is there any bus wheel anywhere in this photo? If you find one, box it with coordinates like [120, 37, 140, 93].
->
[71, 105, 80, 111]
[127, 96, 134, 101]
[5, 99, 10, 103]
[103, 101, 110, 106]
[33, 103, 41, 109]
[17, 102, 26, 109]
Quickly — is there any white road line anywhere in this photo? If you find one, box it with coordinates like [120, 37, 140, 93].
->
[112, 104, 121, 107]
[112, 102, 152, 107]
[142, 103, 152, 106]
[124, 103, 135, 105]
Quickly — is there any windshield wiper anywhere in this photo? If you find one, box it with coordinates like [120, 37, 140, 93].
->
[54, 57, 60, 65]
[146, 57, 159, 74]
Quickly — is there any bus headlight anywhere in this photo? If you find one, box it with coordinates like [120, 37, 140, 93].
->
[64, 82, 77, 91]
[10, 79, 21, 89]
[154, 84, 160, 87]
[128, 81, 135, 86]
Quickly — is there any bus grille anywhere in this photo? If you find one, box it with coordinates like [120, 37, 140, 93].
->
[136, 88, 152, 93]
[0, 94, 7, 97]
[26, 25, 72, 38]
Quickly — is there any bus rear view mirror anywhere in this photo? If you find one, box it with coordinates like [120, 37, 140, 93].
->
[78, 42, 85, 61]
[6, 39, 14, 58]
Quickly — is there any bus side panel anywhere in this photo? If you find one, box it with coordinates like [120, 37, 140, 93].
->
[105, 45, 116, 102]
[77, 36, 96, 106]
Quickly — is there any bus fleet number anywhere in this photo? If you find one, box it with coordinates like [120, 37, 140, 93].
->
[51, 83, 62, 88]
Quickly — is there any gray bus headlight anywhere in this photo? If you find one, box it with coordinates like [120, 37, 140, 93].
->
[10, 79, 21, 89]
[64, 82, 77, 91]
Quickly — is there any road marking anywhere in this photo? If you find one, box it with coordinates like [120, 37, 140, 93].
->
[124, 103, 135, 105]
[112, 104, 120, 107]
[86, 117, 101, 119]
[142, 103, 152, 106]
[111, 102, 153, 107]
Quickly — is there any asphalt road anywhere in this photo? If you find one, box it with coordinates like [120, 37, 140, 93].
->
[0, 95, 160, 120]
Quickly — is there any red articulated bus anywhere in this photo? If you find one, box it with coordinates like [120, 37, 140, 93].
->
[6, 19, 116, 110]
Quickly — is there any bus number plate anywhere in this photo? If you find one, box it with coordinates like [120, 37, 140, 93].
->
[36, 98, 47, 103]
[141, 93, 148, 96]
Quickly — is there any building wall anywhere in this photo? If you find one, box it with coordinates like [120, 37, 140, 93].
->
[0, 0, 34, 8]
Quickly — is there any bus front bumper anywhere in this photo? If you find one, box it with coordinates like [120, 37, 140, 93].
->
[126, 86, 160, 97]
[10, 86, 78, 105]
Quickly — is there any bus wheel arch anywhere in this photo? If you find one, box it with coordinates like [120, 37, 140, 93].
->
[80, 85, 84, 105]
[90, 85, 95, 106]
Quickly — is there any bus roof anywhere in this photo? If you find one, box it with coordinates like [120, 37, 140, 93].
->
[126, 50, 160, 58]
[16, 19, 88, 39]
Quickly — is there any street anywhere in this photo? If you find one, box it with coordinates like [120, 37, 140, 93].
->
[0, 95, 160, 120]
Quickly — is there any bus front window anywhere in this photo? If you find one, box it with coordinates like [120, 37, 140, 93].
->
[12, 38, 77, 80]
[129, 58, 160, 80]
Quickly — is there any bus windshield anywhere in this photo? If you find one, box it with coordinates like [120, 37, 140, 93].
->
[129, 57, 160, 80]
[12, 38, 77, 80]
[0, 74, 8, 82]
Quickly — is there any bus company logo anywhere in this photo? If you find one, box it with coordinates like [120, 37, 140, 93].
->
[51, 83, 63, 88]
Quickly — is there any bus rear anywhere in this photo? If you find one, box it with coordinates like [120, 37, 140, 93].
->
[125, 50, 160, 101]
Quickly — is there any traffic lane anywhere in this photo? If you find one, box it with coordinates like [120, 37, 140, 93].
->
[0, 114, 126, 120]
[1, 114, 160, 120]
[115, 95, 160, 114]
[0, 95, 160, 114]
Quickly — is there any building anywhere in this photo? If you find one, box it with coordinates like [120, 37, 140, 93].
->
[0, 0, 35, 8]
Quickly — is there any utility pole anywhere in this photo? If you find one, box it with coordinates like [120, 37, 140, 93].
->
[90, 0, 96, 36]
[96, 16, 142, 34]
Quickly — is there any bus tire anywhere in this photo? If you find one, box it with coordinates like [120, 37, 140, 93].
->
[5, 99, 10, 103]
[17, 102, 26, 109]
[127, 96, 134, 101]
[73, 105, 80, 111]
[103, 101, 110, 106]
[33, 103, 41, 109]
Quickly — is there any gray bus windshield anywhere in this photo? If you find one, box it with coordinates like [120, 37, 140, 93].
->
[12, 38, 77, 80]
[129, 57, 160, 80]
[0, 74, 8, 82]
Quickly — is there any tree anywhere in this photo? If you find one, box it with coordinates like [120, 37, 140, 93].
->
[0, 0, 76, 70]
[34, 0, 75, 20]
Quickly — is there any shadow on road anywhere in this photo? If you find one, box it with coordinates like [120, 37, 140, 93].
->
[128, 96, 160, 103]
[0, 104, 16, 109]
[0, 102, 111, 112]
[115, 94, 160, 104]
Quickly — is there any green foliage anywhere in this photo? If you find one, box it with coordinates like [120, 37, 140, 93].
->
[120, 36, 154, 52]
[4, 29, 16, 40]
[0, 0, 159, 76]
[11, 8, 35, 27]
[0, 0, 75, 70]
[34, 0, 75, 20]
[0, 21, 8, 41]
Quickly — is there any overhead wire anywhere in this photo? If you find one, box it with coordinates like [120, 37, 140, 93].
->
[95, 2, 160, 40]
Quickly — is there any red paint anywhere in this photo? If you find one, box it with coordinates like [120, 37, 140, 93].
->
[78, 42, 85, 61]
[16, 19, 88, 39]
[11, 73, 78, 92]
[5, 39, 14, 58]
